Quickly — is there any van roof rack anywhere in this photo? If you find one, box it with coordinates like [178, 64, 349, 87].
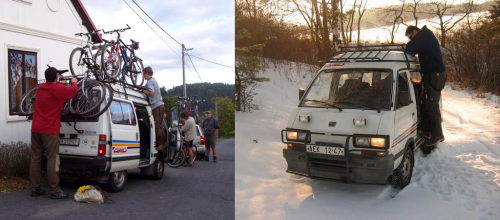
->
[326, 44, 419, 70]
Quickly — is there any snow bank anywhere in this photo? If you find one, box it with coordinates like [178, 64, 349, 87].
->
[236, 61, 500, 220]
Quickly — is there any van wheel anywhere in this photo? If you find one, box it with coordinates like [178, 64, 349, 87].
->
[151, 155, 164, 180]
[392, 148, 414, 189]
[107, 170, 127, 192]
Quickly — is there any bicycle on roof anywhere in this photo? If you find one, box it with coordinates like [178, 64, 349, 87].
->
[101, 24, 145, 87]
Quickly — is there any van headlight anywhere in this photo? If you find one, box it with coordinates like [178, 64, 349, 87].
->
[286, 131, 307, 141]
[354, 136, 387, 148]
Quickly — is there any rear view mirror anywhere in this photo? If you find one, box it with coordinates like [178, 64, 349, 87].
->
[299, 88, 305, 100]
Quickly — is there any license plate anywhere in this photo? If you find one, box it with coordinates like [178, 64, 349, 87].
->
[60, 138, 80, 146]
[306, 145, 344, 156]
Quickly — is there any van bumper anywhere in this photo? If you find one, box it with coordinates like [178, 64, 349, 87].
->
[283, 147, 393, 184]
[59, 154, 109, 173]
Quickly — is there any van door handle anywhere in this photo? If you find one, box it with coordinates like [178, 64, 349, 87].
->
[136, 133, 139, 141]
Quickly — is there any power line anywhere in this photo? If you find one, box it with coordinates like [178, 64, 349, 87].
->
[186, 52, 203, 82]
[189, 54, 234, 68]
[131, 0, 182, 46]
[123, 0, 181, 58]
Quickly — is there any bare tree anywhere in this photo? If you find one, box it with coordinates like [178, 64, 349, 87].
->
[408, 0, 422, 26]
[378, 0, 406, 44]
[330, 0, 342, 50]
[356, 0, 367, 46]
[429, 0, 476, 47]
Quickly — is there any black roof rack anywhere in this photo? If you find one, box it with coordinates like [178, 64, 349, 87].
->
[327, 44, 419, 70]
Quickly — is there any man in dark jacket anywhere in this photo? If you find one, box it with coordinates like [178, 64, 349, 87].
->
[202, 111, 219, 162]
[30, 67, 78, 199]
[405, 25, 446, 146]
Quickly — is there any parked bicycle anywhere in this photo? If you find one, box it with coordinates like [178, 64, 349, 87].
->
[191, 95, 204, 124]
[101, 24, 145, 87]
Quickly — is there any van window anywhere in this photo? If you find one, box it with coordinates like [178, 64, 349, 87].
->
[196, 126, 200, 136]
[301, 69, 393, 110]
[397, 72, 411, 108]
[110, 101, 137, 125]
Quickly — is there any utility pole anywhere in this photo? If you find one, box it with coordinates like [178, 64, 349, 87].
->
[181, 43, 193, 98]
[215, 97, 218, 139]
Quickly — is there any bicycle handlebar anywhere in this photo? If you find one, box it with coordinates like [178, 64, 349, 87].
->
[102, 24, 131, 34]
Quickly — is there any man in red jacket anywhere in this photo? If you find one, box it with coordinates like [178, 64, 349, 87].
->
[30, 67, 77, 199]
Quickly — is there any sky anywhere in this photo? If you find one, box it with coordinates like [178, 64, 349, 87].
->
[80, 0, 235, 92]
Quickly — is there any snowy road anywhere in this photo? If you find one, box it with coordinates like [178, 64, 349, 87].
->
[235, 62, 500, 220]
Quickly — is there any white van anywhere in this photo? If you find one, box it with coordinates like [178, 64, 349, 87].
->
[282, 45, 431, 189]
[58, 83, 164, 192]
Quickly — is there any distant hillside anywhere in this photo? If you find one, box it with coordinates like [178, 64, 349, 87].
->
[355, 1, 495, 29]
[160, 82, 235, 114]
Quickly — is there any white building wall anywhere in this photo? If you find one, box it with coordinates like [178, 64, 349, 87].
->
[0, 0, 90, 143]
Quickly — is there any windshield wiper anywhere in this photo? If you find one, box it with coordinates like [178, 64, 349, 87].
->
[303, 100, 342, 111]
[334, 101, 381, 113]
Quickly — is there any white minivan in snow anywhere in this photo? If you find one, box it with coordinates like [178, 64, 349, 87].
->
[282, 45, 433, 189]
[57, 83, 164, 192]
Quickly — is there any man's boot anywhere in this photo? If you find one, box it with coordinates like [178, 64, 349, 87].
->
[213, 156, 217, 162]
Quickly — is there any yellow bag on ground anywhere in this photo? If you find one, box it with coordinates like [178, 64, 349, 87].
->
[74, 185, 104, 204]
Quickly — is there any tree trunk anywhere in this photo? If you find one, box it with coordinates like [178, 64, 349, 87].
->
[321, 0, 331, 59]
[235, 69, 242, 111]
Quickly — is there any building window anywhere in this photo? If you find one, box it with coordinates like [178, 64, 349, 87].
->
[8, 49, 37, 115]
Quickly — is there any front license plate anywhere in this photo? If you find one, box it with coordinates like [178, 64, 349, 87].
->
[306, 145, 344, 156]
[60, 138, 80, 146]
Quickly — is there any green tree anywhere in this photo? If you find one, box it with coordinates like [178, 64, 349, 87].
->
[162, 96, 178, 126]
[209, 97, 235, 137]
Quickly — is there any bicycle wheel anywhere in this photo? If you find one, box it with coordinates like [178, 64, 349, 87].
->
[166, 149, 185, 168]
[83, 82, 113, 118]
[101, 43, 122, 80]
[19, 84, 39, 116]
[68, 80, 107, 116]
[130, 58, 144, 87]
[93, 47, 106, 81]
[69, 47, 88, 76]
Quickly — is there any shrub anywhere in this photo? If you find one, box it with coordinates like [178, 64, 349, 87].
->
[0, 142, 31, 177]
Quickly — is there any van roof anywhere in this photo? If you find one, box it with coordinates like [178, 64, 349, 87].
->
[110, 83, 150, 106]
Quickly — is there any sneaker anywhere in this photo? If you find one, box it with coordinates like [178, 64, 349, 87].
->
[31, 188, 45, 197]
[426, 135, 445, 146]
[50, 191, 69, 199]
[213, 156, 217, 163]
[203, 156, 209, 161]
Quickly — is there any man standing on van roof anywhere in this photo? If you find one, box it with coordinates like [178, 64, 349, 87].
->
[405, 25, 446, 146]
[202, 111, 219, 162]
[140, 67, 166, 150]
[30, 67, 78, 199]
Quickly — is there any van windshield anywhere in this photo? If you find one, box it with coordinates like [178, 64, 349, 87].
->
[300, 69, 393, 110]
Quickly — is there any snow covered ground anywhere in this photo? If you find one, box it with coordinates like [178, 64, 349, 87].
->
[235, 61, 500, 220]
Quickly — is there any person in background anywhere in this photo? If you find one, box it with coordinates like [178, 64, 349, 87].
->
[30, 67, 78, 199]
[405, 25, 446, 146]
[139, 66, 166, 150]
[180, 111, 196, 167]
[202, 111, 220, 162]
[162, 112, 168, 143]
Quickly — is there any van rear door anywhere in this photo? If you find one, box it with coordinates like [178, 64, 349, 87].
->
[59, 119, 101, 157]
[109, 100, 140, 171]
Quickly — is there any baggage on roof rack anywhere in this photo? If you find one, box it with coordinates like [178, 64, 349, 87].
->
[327, 44, 419, 70]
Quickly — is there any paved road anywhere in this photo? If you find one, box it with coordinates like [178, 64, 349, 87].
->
[0, 138, 235, 220]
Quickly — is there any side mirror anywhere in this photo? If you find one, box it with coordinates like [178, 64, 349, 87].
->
[397, 91, 410, 107]
[299, 88, 305, 100]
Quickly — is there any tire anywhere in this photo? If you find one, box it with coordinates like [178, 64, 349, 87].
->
[166, 149, 185, 168]
[130, 58, 144, 87]
[69, 47, 87, 76]
[69, 80, 107, 116]
[151, 154, 164, 180]
[19, 84, 39, 116]
[101, 43, 122, 80]
[107, 170, 127, 192]
[392, 148, 414, 189]
[84, 83, 113, 118]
